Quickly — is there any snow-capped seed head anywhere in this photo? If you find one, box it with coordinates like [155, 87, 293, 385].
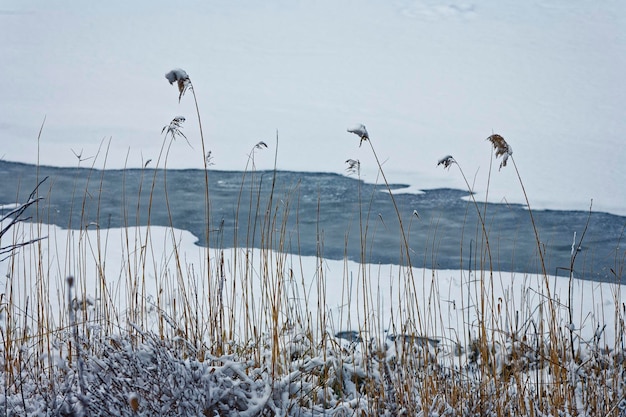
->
[255, 141, 268, 150]
[487, 134, 513, 170]
[165, 68, 189, 84]
[165, 68, 191, 102]
[437, 155, 456, 169]
[347, 124, 369, 147]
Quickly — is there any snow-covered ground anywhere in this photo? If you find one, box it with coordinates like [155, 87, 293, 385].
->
[1, 1, 625, 215]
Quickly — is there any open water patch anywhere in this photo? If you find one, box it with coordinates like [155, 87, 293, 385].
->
[1, 160, 624, 283]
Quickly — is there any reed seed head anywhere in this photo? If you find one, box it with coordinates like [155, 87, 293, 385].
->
[345, 158, 361, 175]
[162, 116, 192, 147]
[347, 124, 369, 147]
[165, 68, 191, 102]
[487, 134, 513, 170]
[437, 155, 456, 170]
[205, 150, 215, 166]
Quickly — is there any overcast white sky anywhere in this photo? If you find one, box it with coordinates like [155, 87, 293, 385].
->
[1, 1, 625, 215]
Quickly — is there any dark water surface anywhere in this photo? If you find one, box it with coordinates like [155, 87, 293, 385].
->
[1, 161, 624, 283]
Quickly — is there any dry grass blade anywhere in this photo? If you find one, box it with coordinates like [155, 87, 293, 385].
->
[487, 134, 513, 170]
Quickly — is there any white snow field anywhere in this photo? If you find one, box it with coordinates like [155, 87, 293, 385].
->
[1, 0, 625, 215]
[1, 1, 626, 415]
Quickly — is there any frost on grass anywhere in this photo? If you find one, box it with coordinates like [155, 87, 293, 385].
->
[0, 330, 416, 416]
[3, 321, 626, 416]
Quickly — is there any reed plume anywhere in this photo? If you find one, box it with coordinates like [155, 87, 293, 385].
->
[165, 68, 191, 102]
[486, 133, 512, 170]
[347, 124, 369, 147]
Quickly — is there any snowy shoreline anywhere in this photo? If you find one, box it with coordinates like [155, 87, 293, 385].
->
[3, 221, 623, 347]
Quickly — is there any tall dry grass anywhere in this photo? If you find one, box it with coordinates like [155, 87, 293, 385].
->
[0, 72, 624, 415]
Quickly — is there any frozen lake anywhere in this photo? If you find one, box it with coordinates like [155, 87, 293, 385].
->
[2, 160, 623, 283]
